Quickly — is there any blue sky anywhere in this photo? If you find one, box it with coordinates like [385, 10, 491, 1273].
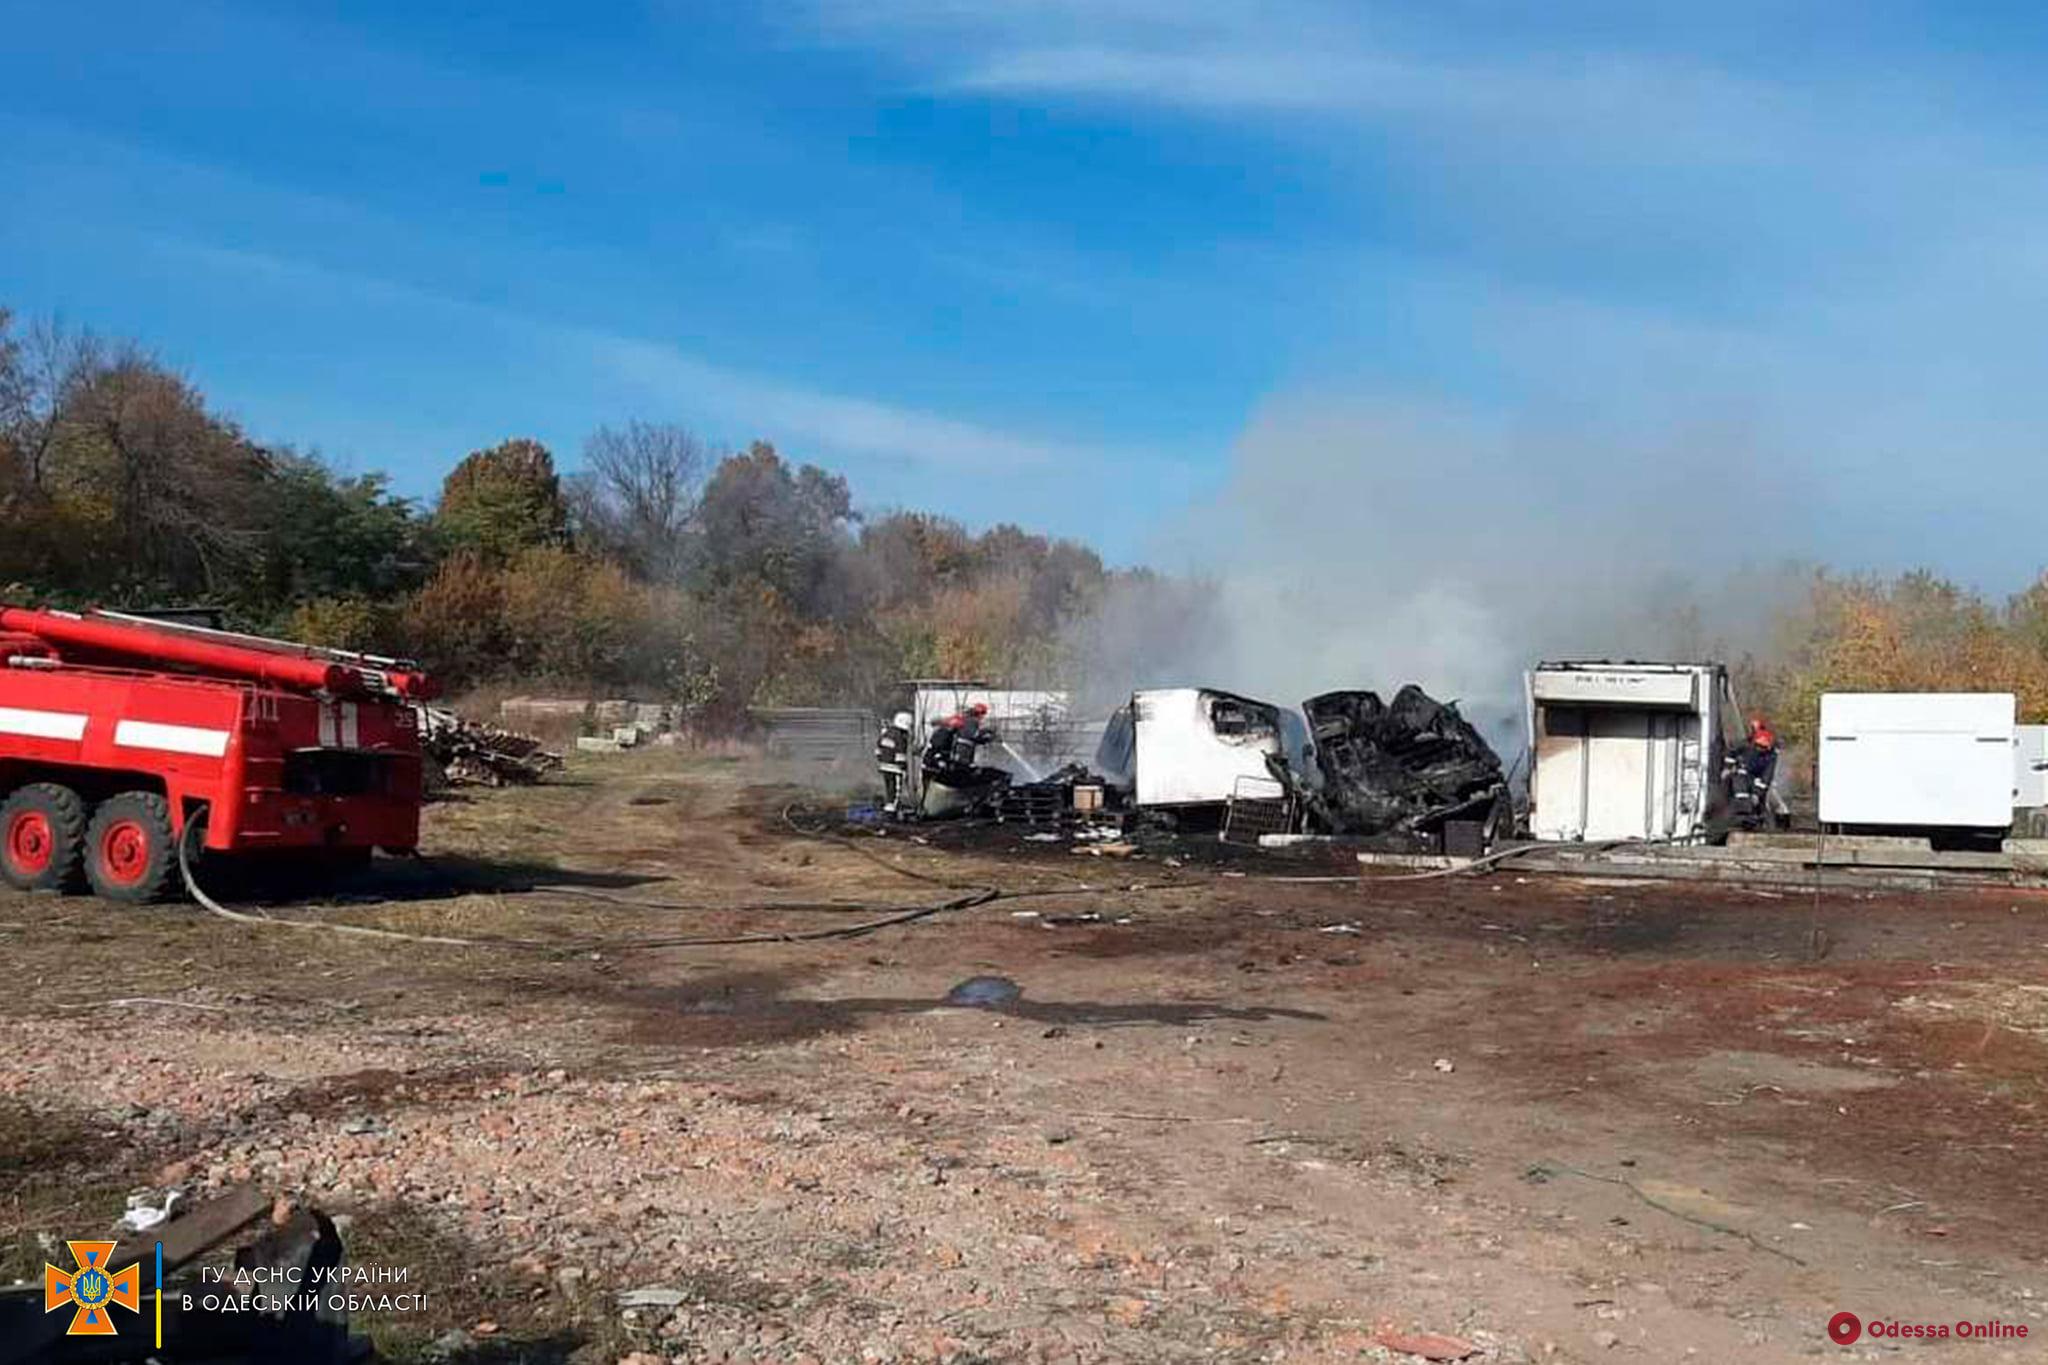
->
[4, 1, 2046, 581]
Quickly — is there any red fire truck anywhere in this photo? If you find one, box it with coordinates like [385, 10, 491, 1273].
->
[0, 604, 437, 903]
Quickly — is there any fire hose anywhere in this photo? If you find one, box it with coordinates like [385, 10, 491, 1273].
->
[177, 812, 1006, 951]
[173, 801, 1599, 952]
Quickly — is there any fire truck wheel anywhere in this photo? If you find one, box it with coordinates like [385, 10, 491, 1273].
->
[0, 783, 87, 892]
[84, 792, 177, 904]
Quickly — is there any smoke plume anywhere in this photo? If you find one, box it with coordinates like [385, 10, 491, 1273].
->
[1064, 393, 1816, 748]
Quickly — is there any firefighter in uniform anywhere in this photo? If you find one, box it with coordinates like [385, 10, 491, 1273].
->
[874, 710, 913, 814]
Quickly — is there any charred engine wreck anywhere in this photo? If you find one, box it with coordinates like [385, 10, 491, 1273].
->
[1296, 686, 1507, 847]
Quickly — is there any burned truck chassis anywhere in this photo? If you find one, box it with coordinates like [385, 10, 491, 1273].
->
[1299, 685, 1507, 842]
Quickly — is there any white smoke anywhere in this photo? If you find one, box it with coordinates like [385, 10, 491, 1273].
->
[1064, 391, 1817, 749]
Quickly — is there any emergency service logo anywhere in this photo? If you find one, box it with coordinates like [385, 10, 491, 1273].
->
[44, 1240, 140, 1335]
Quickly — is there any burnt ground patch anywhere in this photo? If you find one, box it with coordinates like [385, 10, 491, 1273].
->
[1443, 949, 2048, 1245]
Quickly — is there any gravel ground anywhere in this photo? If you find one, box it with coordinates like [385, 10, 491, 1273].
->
[5, 752, 2047, 1363]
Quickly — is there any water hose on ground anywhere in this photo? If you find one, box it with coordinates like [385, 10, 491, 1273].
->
[177, 813, 1005, 951]
[174, 800, 1614, 952]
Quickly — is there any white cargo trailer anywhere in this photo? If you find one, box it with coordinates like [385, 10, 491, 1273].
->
[1096, 687, 1313, 809]
[1818, 693, 2015, 830]
[2015, 725, 2048, 810]
[1525, 662, 1742, 842]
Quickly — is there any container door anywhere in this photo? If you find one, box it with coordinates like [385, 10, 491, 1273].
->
[1583, 710, 1653, 840]
[1640, 711, 1700, 840]
[1531, 705, 1589, 839]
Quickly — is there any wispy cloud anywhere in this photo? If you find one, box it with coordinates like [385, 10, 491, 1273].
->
[149, 236, 1142, 479]
[802, 1, 1789, 155]
[592, 335, 1105, 474]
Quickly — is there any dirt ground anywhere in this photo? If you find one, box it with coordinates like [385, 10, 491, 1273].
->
[4, 750, 2047, 1363]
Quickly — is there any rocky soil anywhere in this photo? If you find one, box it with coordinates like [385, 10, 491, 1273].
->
[4, 752, 2046, 1363]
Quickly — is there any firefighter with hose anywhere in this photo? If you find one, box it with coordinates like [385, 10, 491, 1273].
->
[1727, 714, 1787, 830]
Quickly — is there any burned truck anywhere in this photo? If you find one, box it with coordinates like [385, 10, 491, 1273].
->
[1299, 685, 1507, 851]
[1094, 682, 1506, 851]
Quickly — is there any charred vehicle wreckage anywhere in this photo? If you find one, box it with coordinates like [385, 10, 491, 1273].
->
[872, 677, 1509, 854]
[1300, 686, 1508, 850]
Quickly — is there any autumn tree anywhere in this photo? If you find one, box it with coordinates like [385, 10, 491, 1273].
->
[399, 553, 509, 686]
[690, 441, 854, 608]
[435, 438, 569, 563]
[49, 351, 276, 601]
[2007, 573, 2048, 660]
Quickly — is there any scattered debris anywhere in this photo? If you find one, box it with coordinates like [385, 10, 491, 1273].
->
[420, 707, 563, 787]
[996, 763, 1122, 829]
[120, 1188, 183, 1232]
[1, 1185, 363, 1362]
[1374, 1326, 1481, 1361]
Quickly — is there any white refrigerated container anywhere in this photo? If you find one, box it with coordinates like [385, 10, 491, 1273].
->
[1817, 692, 2016, 829]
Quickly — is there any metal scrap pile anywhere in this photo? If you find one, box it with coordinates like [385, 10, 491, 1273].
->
[992, 762, 1117, 828]
[419, 706, 563, 788]
[1302, 685, 1504, 836]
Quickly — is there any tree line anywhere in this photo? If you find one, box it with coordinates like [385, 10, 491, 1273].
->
[7, 304, 2048, 743]
[1743, 569, 2048, 749]
[0, 308, 1119, 726]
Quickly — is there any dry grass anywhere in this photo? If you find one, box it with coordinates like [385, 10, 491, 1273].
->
[0, 1097, 150, 1284]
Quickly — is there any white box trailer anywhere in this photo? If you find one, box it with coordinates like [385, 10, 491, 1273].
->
[2017, 725, 2048, 809]
[1818, 692, 2015, 829]
[1525, 662, 1740, 842]
[2016, 725, 2048, 837]
[1096, 687, 1313, 809]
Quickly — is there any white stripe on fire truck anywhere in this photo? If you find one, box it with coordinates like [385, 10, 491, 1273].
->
[113, 719, 231, 758]
[0, 706, 89, 742]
